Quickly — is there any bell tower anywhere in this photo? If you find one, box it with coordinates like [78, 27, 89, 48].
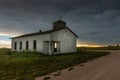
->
[53, 20, 66, 30]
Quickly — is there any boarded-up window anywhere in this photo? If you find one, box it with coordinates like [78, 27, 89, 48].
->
[26, 41, 29, 50]
[20, 41, 22, 50]
[14, 42, 17, 50]
[33, 40, 37, 50]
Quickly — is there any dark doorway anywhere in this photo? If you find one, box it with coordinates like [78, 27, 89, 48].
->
[53, 42, 60, 52]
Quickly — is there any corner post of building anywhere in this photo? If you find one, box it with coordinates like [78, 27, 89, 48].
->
[49, 33, 52, 55]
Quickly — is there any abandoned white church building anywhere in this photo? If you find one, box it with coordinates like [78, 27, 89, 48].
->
[11, 20, 78, 55]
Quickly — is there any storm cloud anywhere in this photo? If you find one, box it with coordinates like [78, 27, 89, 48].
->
[0, 0, 120, 45]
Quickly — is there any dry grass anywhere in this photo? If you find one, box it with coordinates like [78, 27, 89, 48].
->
[0, 48, 110, 80]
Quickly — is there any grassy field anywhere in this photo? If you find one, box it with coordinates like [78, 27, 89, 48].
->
[0, 48, 110, 80]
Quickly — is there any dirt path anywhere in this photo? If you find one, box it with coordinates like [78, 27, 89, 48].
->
[36, 50, 120, 80]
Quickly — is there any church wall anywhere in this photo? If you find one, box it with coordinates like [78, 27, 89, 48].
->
[12, 34, 50, 53]
[51, 28, 77, 53]
[11, 28, 77, 54]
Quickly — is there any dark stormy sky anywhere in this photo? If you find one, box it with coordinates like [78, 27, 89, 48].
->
[0, 0, 120, 47]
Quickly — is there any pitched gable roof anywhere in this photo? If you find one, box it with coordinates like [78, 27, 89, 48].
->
[11, 27, 78, 39]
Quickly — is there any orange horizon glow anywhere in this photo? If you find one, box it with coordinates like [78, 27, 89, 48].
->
[0, 40, 11, 48]
[0, 44, 11, 48]
[77, 44, 106, 47]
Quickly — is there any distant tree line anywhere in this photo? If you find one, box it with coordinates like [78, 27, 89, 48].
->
[108, 44, 120, 47]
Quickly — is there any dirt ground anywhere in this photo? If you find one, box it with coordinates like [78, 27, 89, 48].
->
[36, 50, 120, 80]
